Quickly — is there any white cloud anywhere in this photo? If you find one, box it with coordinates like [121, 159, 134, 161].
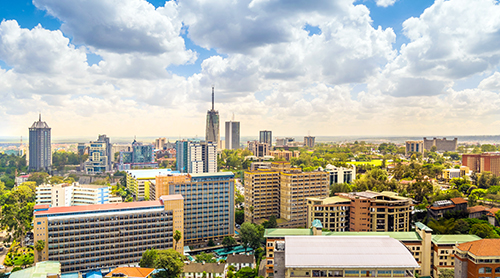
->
[375, 0, 398, 8]
[479, 72, 500, 91]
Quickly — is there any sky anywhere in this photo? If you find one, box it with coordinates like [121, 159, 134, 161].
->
[1, 0, 500, 139]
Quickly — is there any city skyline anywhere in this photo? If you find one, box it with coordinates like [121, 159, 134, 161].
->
[1, 0, 500, 137]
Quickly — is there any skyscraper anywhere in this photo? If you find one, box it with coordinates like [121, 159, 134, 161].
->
[225, 120, 240, 150]
[29, 114, 52, 172]
[259, 130, 272, 146]
[206, 87, 220, 148]
[84, 135, 112, 174]
[176, 140, 217, 173]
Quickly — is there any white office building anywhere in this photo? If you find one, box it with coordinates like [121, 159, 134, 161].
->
[35, 183, 117, 207]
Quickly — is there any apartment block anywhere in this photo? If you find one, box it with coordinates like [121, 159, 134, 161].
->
[303, 136, 315, 148]
[323, 164, 356, 184]
[84, 135, 112, 174]
[176, 140, 217, 174]
[269, 149, 300, 161]
[125, 169, 179, 200]
[306, 196, 350, 232]
[247, 141, 270, 157]
[405, 140, 424, 156]
[244, 169, 280, 223]
[455, 239, 500, 278]
[33, 195, 184, 273]
[36, 183, 115, 207]
[423, 137, 457, 152]
[155, 172, 235, 246]
[462, 153, 500, 176]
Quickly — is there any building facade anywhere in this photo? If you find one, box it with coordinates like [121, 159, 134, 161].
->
[36, 183, 114, 207]
[126, 169, 178, 200]
[176, 140, 217, 174]
[423, 137, 458, 152]
[84, 135, 112, 174]
[247, 141, 270, 157]
[462, 153, 500, 176]
[244, 168, 280, 223]
[405, 140, 424, 156]
[117, 140, 158, 170]
[324, 164, 356, 184]
[206, 87, 220, 148]
[29, 114, 52, 172]
[269, 149, 300, 161]
[33, 195, 184, 273]
[306, 196, 350, 232]
[259, 130, 272, 147]
[225, 121, 240, 150]
[303, 136, 315, 148]
[455, 239, 500, 278]
[154, 172, 235, 246]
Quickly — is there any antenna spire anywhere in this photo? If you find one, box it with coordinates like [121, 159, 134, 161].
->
[211, 86, 215, 111]
[39, 113, 41, 121]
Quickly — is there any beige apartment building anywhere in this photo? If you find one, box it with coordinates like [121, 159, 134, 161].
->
[244, 162, 329, 228]
[33, 195, 184, 273]
[306, 196, 350, 232]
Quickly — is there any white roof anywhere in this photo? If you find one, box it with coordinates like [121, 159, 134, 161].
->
[285, 236, 419, 268]
[125, 169, 180, 179]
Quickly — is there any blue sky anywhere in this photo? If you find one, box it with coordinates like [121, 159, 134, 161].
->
[1, 0, 500, 137]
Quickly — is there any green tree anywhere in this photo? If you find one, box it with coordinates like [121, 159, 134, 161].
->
[49, 176, 64, 184]
[154, 249, 184, 278]
[28, 172, 49, 185]
[174, 230, 182, 251]
[438, 268, 454, 278]
[262, 215, 277, 229]
[235, 267, 258, 278]
[35, 240, 45, 262]
[208, 239, 215, 247]
[470, 223, 499, 238]
[195, 253, 216, 263]
[235, 208, 244, 225]
[0, 184, 36, 245]
[222, 236, 237, 251]
[139, 249, 158, 268]
[239, 223, 263, 252]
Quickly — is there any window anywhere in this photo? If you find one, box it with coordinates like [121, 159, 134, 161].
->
[486, 268, 492, 274]
[495, 267, 500, 273]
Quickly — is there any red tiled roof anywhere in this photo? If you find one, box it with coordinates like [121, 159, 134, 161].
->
[450, 197, 467, 205]
[105, 267, 155, 278]
[487, 207, 500, 217]
[457, 239, 500, 257]
[34, 200, 163, 215]
[34, 204, 50, 209]
[468, 206, 490, 214]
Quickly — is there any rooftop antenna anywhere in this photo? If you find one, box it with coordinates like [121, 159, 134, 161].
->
[211, 86, 215, 111]
[232, 112, 235, 121]
[39, 113, 41, 121]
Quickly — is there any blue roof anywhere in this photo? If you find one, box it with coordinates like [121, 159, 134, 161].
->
[311, 219, 323, 229]
[61, 273, 80, 278]
[85, 270, 103, 278]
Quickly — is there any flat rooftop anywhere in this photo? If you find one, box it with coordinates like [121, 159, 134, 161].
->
[34, 200, 164, 216]
[285, 236, 419, 268]
[126, 169, 179, 179]
[307, 196, 351, 204]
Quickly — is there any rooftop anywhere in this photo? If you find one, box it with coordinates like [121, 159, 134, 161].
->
[469, 205, 490, 213]
[34, 200, 163, 216]
[105, 267, 155, 278]
[183, 263, 225, 273]
[307, 196, 351, 205]
[415, 222, 433, 232]
[284, 236, 419, 268]
[190, 172, 235, 178]
[9, 261, 60, 278]
[431, 234, 481, 245]
[226, 253, 255, 264]
[30, 114, 50, 129]
[126, 169, 179, 179]
[264, 229, 422, 242]
[457, 239, 500, 256]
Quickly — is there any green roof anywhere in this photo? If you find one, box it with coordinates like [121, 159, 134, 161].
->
[10, 261, 61, 278]
[264, 229, 422, 242]
[415, 222, 433, 232]
[431, 234, 481, 245]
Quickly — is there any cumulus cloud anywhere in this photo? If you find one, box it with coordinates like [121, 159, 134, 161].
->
[479, 72, 500, 91]
[375, 0, 398, 8]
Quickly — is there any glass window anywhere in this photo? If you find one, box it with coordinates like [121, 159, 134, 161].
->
[486, 268, 492, 274]
[495, 267, 500, 273]
[345, 270, 359, 277]
[479, 268, 485, 274]
[377, 270, 391, 277]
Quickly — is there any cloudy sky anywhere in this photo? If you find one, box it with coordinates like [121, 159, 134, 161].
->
[1, 0, 500, 138]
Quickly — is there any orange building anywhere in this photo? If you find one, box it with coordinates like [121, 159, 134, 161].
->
[455, 239, 500, 278]
[462, 153, 500, 176]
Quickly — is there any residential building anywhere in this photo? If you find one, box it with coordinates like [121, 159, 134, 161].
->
[275, 138, 295, 147]
[15, 174, 30, 186]
[443, 169, 461, 181]
[33, 195, 184, 273]
[125, 169, 178, 200]
[455, 239, 500, 278]
[176, 140, 217, 174]
[247, 141, 270, 157]
[250, 162, 272, 171]
[10, 261, 61, 278]
[306, 196, 350, 232]
[269, 149, 300, 161]
[155, 137, 166, 150]
[226, 253, 255, 271]
[36, 183, 115, 207]
[105, 267, 155, 278]
[84, 135, 112, 174]
[29, 114, 52, 172]
[468, 205, 493, 219]
[206, 87, 220, 149]
[225, 121, 240, 150]
[405, 140, 424, 156]
[244, 162, 329, 228]
[118, 140, 158, 171]
[462, 153, 500, 176]
[78, 143, 87, 155]
[303, 136, 315, 148]
[427, 198, 468, 220]
[263, 221, 479, 278]
[154, 172, 235, 246]
[423, 137, 458, 152]
[182, 263, 225, 278]
[271, 235, 419, 278]
[259, 130, 272, 146]
[336, 191, 413, 232]
[323, 164, 356, 184]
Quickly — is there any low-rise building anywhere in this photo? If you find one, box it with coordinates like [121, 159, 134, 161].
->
[442, 169, 461, 181]
[9, 261, 61, 278]
[105, 267, 155, 278]
[323, 164, 356, 184]
[36, 183, 116, 207]
[125, 169, 178, 200]
[182, 263, 225, 278]
[427, 197, 468, 220]
[226, 253, 255, 271]
[34, 195, 184, 273]
[247, 141, 270, 157]
[455, 239, 500, 278]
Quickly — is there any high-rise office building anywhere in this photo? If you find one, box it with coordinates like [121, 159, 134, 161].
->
[155, 172, 235, 246]
[225, 121, 240, 150]
[29, 114, 52, 172]
[33, 195, 184, 273]
[259, 130, 272, 146]
[206, 87, 220, 148]
[247, 141, 270, 157]
[35, 183, 116, 207]
[117, 140, 157, 170]
[176, 140, 217, 174]
[304, 136, 315, 148]
[84, 135, 112, 174]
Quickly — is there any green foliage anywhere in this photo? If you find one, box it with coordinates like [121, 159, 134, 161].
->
[35, 240, 45, 261]
[0, 183, 36, 244]
[11, 267, 22, 272]
[154, 249, 184, 278]
[195, 253, 216, 263]
[438, 268, 454, 278]
[235, 267, 258, 278]
[254, 247, 265, 266]
[139, 248, 158, 268]
[28, 172, 49, 186]
[0, 153, 27, 189]
[52, 151, 87, 171]
[477, 172, 499, 189]
[208, 239, 215, 247]
[240, 222, 264, 251]
[262, 215, 278, 229]
[222, 236, 237, 251]
[235, 208, 244, 225]
[470, 223, 499, 238]
[174, 230, 182, 250]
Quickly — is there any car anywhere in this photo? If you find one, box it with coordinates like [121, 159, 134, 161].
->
[0, 265, 5, 269]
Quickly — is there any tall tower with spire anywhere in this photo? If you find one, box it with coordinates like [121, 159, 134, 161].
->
[29, 114, 52, 172]
[205, 86, 220, 148]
